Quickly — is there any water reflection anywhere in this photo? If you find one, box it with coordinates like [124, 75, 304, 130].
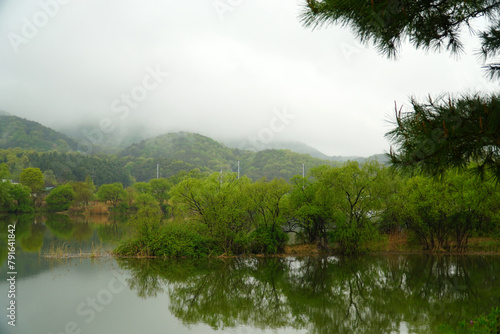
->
[0, 214, 129, 252]
[118, 255, 500, 333]
[0, 214, 130, 278]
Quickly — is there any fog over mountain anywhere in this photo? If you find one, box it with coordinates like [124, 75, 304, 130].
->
[0, 0, 496, 157]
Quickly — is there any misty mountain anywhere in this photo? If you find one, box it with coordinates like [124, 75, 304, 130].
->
[121, 131, 234, 160]
[58, 122, 159, 153]
[118, 132, 338, 182]
[0, 114, 77, 152]
[223, 138, 332, 160]
[222, 138, 389, 164]
[0, 113, 387, 183]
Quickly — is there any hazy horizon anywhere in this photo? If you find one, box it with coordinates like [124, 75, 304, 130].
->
[0, 0, 497, 157]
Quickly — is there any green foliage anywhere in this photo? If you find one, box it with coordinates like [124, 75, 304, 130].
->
[306, 161, 388, 254]
[117, 158, 499, 257]
[247, 225, 288, 254]
[19, 167, 44, 194]
[287, 174, 330, 245]
[123, 173, 293, 256]
[133, 182, 151, 194]
[149, 178, 172, 213]
[387, 169, 500, 251]
[115, 206, 211, 257]
[247, 178, 290, 229]
[45, 184, 75, 212]
[111, 202, 130, 213]
[0, 181, 33, 212]
[0, 163, 10, 180]
[133, 193, 158, 208]
[0, 149, 132, 186]
[97, 183, 126, 207]
[242, 149, 336, 181]
[170, 172, 253, 253]
[0, 115, 76, 151]
[119, 132, 335, 182]
[70, 176, 95, 207]
[147, 223, 211, 258]
[441, 307, 500, 333]
[387, 94, 500, 182]
[9, 184, 33, 212]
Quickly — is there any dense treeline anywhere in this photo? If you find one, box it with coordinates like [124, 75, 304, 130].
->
[115, 161, 500, 256]
[0, 148, 132, 186]
[3, 160, 499, 256]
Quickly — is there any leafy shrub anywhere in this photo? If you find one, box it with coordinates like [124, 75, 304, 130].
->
[150, 223, 212, 257]
[114, 206, 213, 258]
[247, 226, 288, 254]
[110, 202, 129, 213]
[330, 220, 378, 255]
[45, 185, 75, 212]
[441, 307, 500, 333]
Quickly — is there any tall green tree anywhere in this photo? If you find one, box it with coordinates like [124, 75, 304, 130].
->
[19, 167, 44, 193]
[0, 182, 33, 213]
[288, 172, 331, 248]
[97, 183, 126, 207]
[149, 178, 172, 213]
[46, 184, 75, 212]
[170, 173, 252, 253]
[246, 178, 290, 253]
[247, 178, 290, 231]
[133, 182, 151, 194]
[70, 175, 95, 207]
[19, 167, 44, 205]
[314, 161, 388, 254]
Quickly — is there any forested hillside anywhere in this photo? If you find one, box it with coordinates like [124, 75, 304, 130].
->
[0, 148, 132, 186]
[118, 132, 337, 181]
[0, 115, 77, 152]
[0, 114, 376, 183]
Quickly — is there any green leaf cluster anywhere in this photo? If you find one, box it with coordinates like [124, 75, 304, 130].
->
[0, 181, 33, 213]
[45, 184, 75, 212]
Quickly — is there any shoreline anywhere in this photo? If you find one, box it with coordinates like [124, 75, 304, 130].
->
[40, 244, 500, 259]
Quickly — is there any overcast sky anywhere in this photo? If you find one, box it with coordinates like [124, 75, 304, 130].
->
[0, 0, 498, 156]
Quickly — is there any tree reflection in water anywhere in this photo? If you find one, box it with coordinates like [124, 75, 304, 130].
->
[117, 255, 500, 333]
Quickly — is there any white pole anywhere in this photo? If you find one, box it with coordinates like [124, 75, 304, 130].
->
[238, 161, 240, 179]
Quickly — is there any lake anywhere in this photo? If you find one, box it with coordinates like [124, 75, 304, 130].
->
[1, 214, 499, 334]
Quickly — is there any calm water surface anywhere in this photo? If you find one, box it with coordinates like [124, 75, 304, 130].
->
[0, 214, 499, 334]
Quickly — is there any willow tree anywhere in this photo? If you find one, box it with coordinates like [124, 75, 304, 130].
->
[301, 0, 500, 179]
